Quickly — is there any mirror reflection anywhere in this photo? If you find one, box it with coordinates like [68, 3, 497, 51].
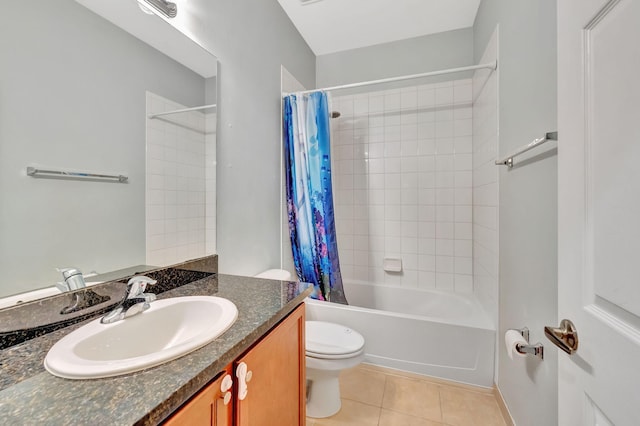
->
[0, 0, 218, 302]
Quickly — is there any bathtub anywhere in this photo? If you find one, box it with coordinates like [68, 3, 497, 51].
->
[305, 281, 495, 387]
[0, 280, 103, 310]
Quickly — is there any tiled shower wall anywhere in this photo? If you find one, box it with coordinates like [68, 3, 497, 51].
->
[205, 112, 217, 256]
[472, 29, 499, 326]
[145, 92, 216, 267]
[331, 79, 474, 292]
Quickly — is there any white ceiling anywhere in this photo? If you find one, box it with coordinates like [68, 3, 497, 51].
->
[76, 0, 217, 78]
[277, 0, 481, 55]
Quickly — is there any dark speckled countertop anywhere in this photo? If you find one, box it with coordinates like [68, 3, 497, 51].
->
[0, 259, 312, 425]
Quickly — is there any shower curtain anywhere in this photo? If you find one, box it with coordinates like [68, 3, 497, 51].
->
[283, 91, 347, 304]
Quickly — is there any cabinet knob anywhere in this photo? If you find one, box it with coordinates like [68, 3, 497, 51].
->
[222, 391, 232, 406]
[220, 374, 233, 392]
[245, 370, 252, 383]
[236, 362, 250, 401]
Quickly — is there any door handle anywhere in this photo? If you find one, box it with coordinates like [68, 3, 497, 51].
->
[544, 319, 578, 354]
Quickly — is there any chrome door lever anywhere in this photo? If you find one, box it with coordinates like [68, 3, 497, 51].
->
[544, 319, 578, 354]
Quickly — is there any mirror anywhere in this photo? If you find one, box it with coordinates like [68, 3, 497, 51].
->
[0, 0, 218, 302]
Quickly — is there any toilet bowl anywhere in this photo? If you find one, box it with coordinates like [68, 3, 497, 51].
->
[305, 321, 365, 418]
[253, 270, 366, 418]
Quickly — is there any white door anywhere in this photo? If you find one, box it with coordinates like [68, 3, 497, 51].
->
[557, 0, 640, 424]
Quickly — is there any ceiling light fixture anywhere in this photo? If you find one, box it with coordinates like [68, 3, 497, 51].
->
[137, 0, 177, 18]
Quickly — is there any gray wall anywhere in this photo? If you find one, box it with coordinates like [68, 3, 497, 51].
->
[0, 0, 206, 296]
[205, 77, 217, 105]
[474, 1, 558, 425]
[316, 28, 474, 88]
[183, 1, 316, 275]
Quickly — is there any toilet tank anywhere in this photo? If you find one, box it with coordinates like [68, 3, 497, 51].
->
[254, 269, 293, 281]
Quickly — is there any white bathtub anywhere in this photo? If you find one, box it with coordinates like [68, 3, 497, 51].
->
[0, 280, 103, 310]
[305, 281, 495, 387]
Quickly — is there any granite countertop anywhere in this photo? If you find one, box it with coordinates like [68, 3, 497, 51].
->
[0, 269, 313, 425]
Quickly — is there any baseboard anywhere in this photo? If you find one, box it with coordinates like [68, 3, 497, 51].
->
[494, 384, 515, 426]
[359, 362, 494, 393]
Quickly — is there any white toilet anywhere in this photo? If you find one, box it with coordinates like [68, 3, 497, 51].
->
[253, 269, 293, 280]
[254, 269, 365, 418]
[305, 321, 365, 418]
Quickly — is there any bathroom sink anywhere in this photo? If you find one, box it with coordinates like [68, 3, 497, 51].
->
[44, 296, 238, 379]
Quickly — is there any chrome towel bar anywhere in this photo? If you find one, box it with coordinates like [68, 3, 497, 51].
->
[26, 167, 128, 183]
[495, 131, 558, 169]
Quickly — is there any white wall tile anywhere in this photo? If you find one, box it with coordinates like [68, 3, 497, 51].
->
[418, 238, 436, 255]
[333, 78, 474, 293]
[145, 92, 212, 267]
[436, 239, 455, 256]
[402, 270, 419, 287]
[369, 96, 384, 113]
[472, 41, 499, 325]
[455, 240, 473, 257]
[385, 189, 401, 204]
[454, 84, 473, 104]
[384, 93, 401, 110]
[455, 257, 473, 275]
[435, 273, 454, 290]
[418, 88, 435, 107]
[436, 256, 454, 273]
[454, 274, 474, 293]
[418, 255, 436, 271]
[418, 271, 436, 289]
[435, 87, 454, 105]
[385, 158, 402, 174]
[401, 205, 418, 221]
[401, 238, 418, 254]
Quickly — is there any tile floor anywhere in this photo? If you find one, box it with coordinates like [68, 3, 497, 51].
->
[306, 364, 507, 426]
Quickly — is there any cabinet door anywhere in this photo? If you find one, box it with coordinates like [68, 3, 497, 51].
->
[164, 366, 233, 426]
[235, 304, 305, 426]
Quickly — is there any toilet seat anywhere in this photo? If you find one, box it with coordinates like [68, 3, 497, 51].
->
[305, 321, 365, 358]
[306, 347, 364, 360]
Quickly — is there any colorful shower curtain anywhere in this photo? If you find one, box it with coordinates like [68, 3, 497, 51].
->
[283, 91, 347, 304]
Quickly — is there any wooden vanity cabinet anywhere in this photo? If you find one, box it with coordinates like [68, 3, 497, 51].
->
[164, 366, 234, 426]
[164, 303, 305, 426]
[235, 303, 305, 426]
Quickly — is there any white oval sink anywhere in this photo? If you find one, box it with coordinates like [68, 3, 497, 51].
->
[44, 296, 238, 379]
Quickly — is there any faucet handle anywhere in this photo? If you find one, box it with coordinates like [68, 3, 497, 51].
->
[126, 275, 157, 299]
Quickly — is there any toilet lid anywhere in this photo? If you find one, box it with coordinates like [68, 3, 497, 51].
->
[305, 321, 365, 356]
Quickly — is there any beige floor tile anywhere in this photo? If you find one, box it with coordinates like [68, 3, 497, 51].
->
[440, 386, 506, 426]
[382, 375, 442, 422]
[340, 366, 387, 407]
[312, 399, 381, 426]
[379, 409, 444, 426]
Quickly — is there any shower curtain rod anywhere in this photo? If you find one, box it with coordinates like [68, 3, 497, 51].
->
[148, 103, 217, 119]
[286, 61, 497, 96]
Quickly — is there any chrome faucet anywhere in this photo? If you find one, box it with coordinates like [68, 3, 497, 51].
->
[101, 276, 157, 324]
[56, 268, 87, 292]
[57, 268, 108, 315]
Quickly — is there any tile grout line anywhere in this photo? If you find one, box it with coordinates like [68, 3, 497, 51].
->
[438, 384, 445, 425]
[376, 371, 388, 425]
